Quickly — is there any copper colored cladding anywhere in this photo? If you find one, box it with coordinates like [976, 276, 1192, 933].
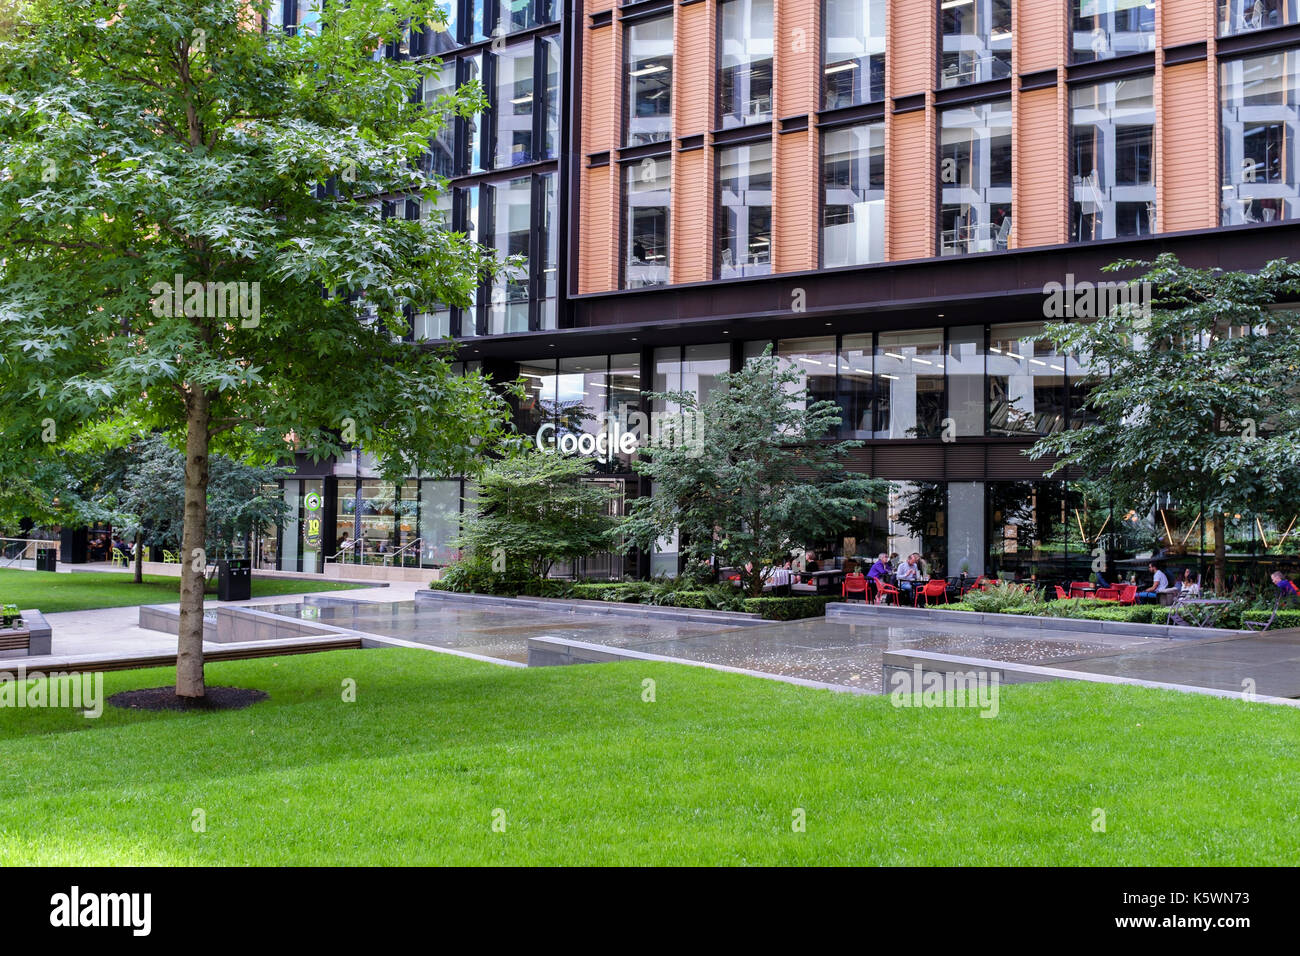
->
[576, 0, 1231, 295]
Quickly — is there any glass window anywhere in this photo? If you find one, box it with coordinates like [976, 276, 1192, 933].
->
[838, 333, 873, 439]
[823, 0, 886, 108]
[461, 54, 485, 174]
[417, 192, 454, 339]
[874, 329, 946, 439]
[1071, 75, 1156, 241]
[280, 480, 300, 570]
[419, 480, 463, 566]
[608, 353, 642, 470]
[947, 325, 985, 437]
[1072, 0, 1156, 63]
[652, 346, 682, 414]
[470, 0, 490, 43]
[487, 177, 532, 335]
[543, 35, 561, 160]
[427, 0, 459, 52]
[459, 184, 480, 336]
[626, 15, 674, 146]
[940, 99, 1013, 255]
[498, 0, 537, 34]
[778, 337, 837, 411]
[716, 141, 773, 278]
[494, 43, 535, 168]
[422, 63, 457, 179]
[719, 0, 774, 128]
[987, 323, 1067, 436]
[1220, 48, 1300, 226]
[683, 344, 731, 407]
[822, 122, 885, 267]
[941, 0, 1012, 88]
[624, 158, 671, 288]
[557, 355, 607, 443]
[540, 171, 559, 330]
[1221, 1, 1300, 34]
[518, 359, 557, 434]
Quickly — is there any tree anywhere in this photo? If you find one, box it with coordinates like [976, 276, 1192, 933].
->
[454, 448, 618, 582]
[623, 349, 891, 598]
[0, 1, 517, 697]
[1029, 254, 1300, 593]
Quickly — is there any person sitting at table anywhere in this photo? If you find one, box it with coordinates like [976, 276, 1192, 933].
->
[866, 553, 890, 589]
[888, 552, 900, 572]
[1177, 567, 1200, 596]
[896, 552, 922, 595]
[1137, 562, 1171, 604]
[804, 550, 820, 573]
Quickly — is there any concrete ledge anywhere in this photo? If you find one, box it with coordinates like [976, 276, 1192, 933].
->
[828, 601, 1247, 641]
[526, 636, 866, 693]
[138, 604, 218, 641]
[0, 609, 53, 658]
[415, 589, 764, 626]
[3, 634, 365, 677]
[880, 649, 1300, 707]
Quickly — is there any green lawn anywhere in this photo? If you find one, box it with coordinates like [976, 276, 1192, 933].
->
[0, 568, 363, 613]
[0, 648, 1296, 865]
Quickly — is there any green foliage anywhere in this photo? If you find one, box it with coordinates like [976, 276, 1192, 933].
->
[454, 450, 619, 580]
[0, 0, 515, 494]
[956, 581, 1044, 613]
[623, 348, 891, 598]
[740, 596, 845, 620]
[1243, 609, 1300, 630]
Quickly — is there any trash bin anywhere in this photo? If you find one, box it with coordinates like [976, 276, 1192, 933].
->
[35, 548, 56, 572]
[217, 558, 252, 601]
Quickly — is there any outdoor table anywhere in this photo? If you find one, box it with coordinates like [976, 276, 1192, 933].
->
[1070, 584, 1096, 599]
[799, 569, 844, 595]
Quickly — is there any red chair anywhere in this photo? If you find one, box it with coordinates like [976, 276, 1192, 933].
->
[1054, 585, 1071, 601]
[963, 575, 990, 595]
[842, 572, 868, 601]
[1094, 587, 1119, 602]
[914, 579, 949, 607]
[1115, 584, 1138, 606]
[1069, 580, 1093, 599]
[876, 581, 903, 605]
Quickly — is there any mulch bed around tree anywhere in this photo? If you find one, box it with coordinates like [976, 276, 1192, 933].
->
[108, 686, 269, 712]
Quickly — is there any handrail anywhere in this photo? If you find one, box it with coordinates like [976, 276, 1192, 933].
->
[0, 537, 58, 568]
[384, 538, 423, 566]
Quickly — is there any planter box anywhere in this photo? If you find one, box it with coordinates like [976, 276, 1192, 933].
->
[0, 609, 51, 659]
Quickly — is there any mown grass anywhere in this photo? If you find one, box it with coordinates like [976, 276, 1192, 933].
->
[0, 568, 362, 613]
[0, 648, 1296, 865]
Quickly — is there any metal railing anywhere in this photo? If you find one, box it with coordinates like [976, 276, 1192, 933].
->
[0, 538, 59, 569]
[325, 538, 425, 569]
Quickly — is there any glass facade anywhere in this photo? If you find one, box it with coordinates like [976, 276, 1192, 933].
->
[940, 98, 1013, 255]
[1072, 0, 1156, 63]
[716, 142, 773, 278]
[624, 158, 671, 288]
[719, 0, 775, 128]
[823, 0, 886, 108]
[1220, 0, 1299, 34]
[626, 15, 674, 146]
[940, 0, 1012, 88]
[1220, 47, 1300, 226]
[1071, 74, 1156, 241]
[822, 122, 885, 267]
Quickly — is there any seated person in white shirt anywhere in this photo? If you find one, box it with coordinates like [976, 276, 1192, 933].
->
[896, 553, 922, 592]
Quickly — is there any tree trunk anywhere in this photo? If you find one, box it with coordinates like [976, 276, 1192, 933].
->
[177, 388, 212, 698]
[1212, 513, 1227, 596]
[133, 529, 143, 584]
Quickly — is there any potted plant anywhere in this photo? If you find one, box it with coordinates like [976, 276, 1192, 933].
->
[1, 604, 20, 629]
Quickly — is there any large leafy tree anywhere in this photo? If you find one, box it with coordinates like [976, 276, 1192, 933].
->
[623, 349, 891, 598]
[0, 0, 516, 697]
[1029, 254, 1300, 593]
[454, 448, 619, 581]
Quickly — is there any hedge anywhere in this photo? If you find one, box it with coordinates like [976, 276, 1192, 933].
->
[741, 596, 845, 620]
[1243, 609, 1300, 630]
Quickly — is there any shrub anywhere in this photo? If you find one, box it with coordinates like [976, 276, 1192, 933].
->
[1243, 608, 1300, 630]
[955, 581, 1044, 613]
[741, 596, 845, 620]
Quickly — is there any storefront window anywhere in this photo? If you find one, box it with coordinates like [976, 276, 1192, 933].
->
[1220, 47, 1300, 226]
[947, 325, 985, 437]
[987, 323, 1067, 436]
[823, 0, 886, 108]
[716, 141, 773, 278]
[1071, 75, 1156, 241]
[874, 329, 946, 439]
[683, 344, 731, 408]
[624, 159, 671, 288]
[837, 333, 873, 439]
[940, 99, 1013, 255]
[419, 480, 463, 565]
[626, 15, 674, 146]
[822, 122, 885, 267]
[941, 0, 1012, 88]
[518, 358, 558, 434]
[719, 0, 774, 128]
[1072, 0, 1156, 63]
[777, 337, 837, 410]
